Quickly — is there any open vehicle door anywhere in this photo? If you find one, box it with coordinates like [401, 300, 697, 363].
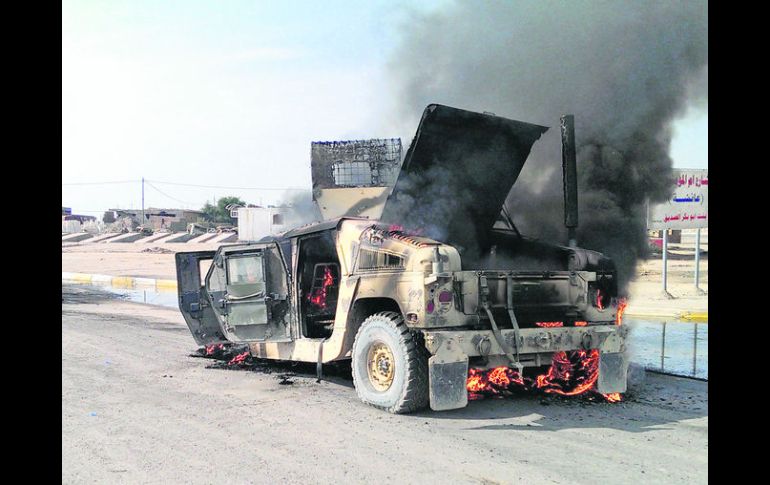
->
[208, 244, 291, 342]
[175, 251, 227, 346]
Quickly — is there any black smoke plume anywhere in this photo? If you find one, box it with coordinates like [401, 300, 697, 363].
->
[386, 0, 707, 292]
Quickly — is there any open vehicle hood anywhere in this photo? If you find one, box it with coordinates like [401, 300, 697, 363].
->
[381, 104, 548, 255]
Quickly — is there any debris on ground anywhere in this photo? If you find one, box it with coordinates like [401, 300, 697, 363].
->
[141, 246, 175, 254]
[192, 344, 350, 386]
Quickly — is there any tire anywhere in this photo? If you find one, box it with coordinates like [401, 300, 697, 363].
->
[351, 311, 429, 414]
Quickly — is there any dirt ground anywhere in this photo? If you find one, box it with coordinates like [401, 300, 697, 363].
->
[62, 239, 708, 314]
[62, 285, 707, 484]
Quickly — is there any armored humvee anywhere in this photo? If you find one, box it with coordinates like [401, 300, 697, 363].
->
[176, 104, 629, 413]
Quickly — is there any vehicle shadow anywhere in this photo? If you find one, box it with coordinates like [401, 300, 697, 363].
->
[412, 373, 707, 434]
[194, 345, 707, 434]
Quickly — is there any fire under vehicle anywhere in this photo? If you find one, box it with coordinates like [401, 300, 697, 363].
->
[176, 104, 629, 413]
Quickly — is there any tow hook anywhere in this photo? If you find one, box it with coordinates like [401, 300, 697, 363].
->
[472, 335, 491, 357]
[581, 332, 594, 350]
[535, 332, 552, 349]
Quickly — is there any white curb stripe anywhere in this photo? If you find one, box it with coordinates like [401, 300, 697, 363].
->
[62, 272, 178, 292]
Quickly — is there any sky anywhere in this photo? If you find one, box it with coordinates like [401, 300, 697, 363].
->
[62, 0, 707, 216]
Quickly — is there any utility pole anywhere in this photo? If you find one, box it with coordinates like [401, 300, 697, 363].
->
[141, 177, 145, 227]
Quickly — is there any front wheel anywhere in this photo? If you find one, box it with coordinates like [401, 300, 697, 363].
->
[351, 311, 429, 414]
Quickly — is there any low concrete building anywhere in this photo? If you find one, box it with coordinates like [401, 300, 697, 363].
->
[145, 209, 204, 232]
[62, 220, 81, 233]
[236, 206, 292, 241]
[106, 208, 204, 232]
[62, 213, 96, 233]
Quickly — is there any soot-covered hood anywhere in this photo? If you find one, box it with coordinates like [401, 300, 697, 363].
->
[380, 104, 548, 255]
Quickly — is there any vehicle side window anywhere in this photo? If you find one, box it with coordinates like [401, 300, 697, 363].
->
[227, 254, 265, 287]
[357, 248, 404, 271]
[198, 259, 213, 287]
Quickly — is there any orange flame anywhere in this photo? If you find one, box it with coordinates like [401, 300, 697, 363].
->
[205, 343, 225, 355]
[615, 298, 628, 325]
[534, 350, 599, 396]
[467, 349, 622, 403]
[488, 366, 525, 387]
[466, 368, 488, 394]
[227, 351, 250, 366]
[535, 321, 563, 328]
[308, 266, 335, 309]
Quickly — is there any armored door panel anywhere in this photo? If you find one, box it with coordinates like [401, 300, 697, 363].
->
[175, 251, 227, 345]
[218, 245, 291, 342]
[224, 252, 269, 341]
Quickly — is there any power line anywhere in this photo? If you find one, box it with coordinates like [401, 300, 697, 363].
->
[62, 180, 139, 186]
[144, 181, 198, 206]
[63, 177, 309, 212]
[146, 179, 308, 191]
[61, 178, 309, 191]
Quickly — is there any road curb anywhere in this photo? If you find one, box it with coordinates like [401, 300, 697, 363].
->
[624, 308, 708, 323]
[61, 271, 707, 322]
[62, 272, 178, 292]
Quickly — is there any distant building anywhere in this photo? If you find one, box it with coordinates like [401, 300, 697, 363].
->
[236, 206, 292, 241]
[62, 214, 96, 223]
[145, 208, 205, 231]
[106, 208, 204, 231]
[61, 210, 95, 233]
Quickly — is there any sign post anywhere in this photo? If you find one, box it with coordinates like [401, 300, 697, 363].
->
[694, 227, 705, 294]
[662, 229, 670, 297]
[647, 169, 708, 297]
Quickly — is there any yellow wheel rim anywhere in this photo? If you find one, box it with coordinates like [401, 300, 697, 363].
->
[367, 341, 395, 392]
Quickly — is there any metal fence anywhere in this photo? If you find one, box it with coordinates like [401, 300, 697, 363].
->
[626, 319, 708, 380]
[311, 138, 402, 188]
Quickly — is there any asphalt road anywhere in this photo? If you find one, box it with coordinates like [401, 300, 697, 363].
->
[62, 285, 708, 484]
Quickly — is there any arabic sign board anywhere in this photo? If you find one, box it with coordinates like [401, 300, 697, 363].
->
[647, 169, 708, 230]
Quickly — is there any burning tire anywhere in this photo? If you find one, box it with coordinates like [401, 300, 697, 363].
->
[351, 311, 429, 414]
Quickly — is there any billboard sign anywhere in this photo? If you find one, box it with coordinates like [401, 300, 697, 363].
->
[647, 169, 708, 230]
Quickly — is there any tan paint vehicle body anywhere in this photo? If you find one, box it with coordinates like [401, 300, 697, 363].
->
[176, 217, 628, 412]
[177, 104, 629, 412]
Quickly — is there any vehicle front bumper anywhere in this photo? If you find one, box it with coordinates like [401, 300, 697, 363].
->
[421, 325, 629, 411]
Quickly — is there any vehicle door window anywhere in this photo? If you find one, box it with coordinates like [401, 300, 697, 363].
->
[228, 254, 265, 287]
[207, 256, 226, 293]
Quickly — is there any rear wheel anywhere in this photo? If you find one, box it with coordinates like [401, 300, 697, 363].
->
[351, 311, 429, 413]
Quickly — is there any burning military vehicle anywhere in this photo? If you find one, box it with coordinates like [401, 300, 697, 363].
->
[176, 104, 628, 413]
